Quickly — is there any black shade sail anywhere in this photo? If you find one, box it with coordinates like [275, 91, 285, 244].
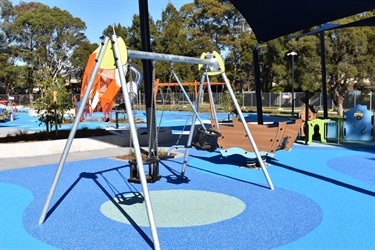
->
[292, 16, 375, 39]
[228, 0, 375, 43]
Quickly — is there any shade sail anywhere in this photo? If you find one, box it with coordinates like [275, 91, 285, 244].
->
[293, 16, 375, 39]
[229, 0, 375, 43]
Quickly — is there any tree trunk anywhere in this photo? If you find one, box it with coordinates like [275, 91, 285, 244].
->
[336, 102, 344, 116]
[54, 108, 58, 136]
[335, 98, 344, 116]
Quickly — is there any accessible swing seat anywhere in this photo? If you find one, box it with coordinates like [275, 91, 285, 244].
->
[192, 127, 222, 152]
[128, 157, 161, 183]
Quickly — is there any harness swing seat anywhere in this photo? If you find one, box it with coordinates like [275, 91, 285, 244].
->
[128, 157, 161, 183]
[192, 127, 222, 152]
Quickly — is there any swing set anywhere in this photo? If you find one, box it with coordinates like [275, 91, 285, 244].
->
[38, 34, 301, 250]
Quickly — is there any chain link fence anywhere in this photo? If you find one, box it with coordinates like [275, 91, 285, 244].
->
[1, 91, 374, 113]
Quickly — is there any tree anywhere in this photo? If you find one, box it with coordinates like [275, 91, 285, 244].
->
[9, 3, 87, 93]
[0, 0, 24, 94]
[70, 40, 98, 94]
[220, 90, 243, 120]
[32, 78, 73, 135]
[154, 3, 196, 83]
[102, 23, 128, 40]
[324, 14, 375, 115]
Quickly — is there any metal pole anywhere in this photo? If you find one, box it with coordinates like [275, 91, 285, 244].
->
[138, 0, 157, 156]
[39, 37, 110, 225]
[291, 55, 295, 117]
[112, 34, 160, 250]
[180, 74, 206, 177]
[252, 45, 264, 124]
[305, 91, 310, 145]
[128, 50, 217, 65]
[222, 72, 274, 190]
[287, 52, 297, 118]
[320, 31, 329, 119]
[172, 72, 206, 128]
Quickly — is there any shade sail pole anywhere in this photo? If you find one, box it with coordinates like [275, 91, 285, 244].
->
[253, 45, 264, 125]
[138, 0, 157, 156]
[320, 31, 329, 119]
[39, 37, 110, 225]
[221, 72, 274, 190]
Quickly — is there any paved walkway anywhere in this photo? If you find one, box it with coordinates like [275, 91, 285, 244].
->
[0, 147, 131, 170]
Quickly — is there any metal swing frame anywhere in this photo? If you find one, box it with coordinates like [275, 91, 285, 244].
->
[38, 35, 274, 250]
[126, 47, 275, 190]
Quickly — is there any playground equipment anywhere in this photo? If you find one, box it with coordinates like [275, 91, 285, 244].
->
[211, 118, 302, 158]
[39, 35, 273, 249]
[299, 105, 318, 137]
[80, 42, 142, 120]
[299, 103, 374, 144]
[39, 34, 301, 250]
[155, 79, 225, 101]
[0, 98, 18, 121]
[343, 104, 374, 141]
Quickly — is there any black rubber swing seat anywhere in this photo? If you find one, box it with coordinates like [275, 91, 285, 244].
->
[192, 127, 222, 152]
[128, 157, 161, 183]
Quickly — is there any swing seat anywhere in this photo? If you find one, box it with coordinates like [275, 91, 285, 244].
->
[192, 127, 221, 152]
[128, 157, 161, 183]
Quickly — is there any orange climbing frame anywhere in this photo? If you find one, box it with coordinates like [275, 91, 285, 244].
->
[154, 79, 225, 99]
[80, 48, 121, 116]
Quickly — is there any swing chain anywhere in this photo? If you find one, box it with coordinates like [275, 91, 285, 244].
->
[149, 60, 158, 158]
[127, 60, 135, 160]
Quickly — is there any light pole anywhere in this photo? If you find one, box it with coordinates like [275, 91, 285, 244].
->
[287, 51, 297, 118]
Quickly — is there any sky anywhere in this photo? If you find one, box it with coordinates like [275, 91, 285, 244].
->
[10, 0, 192, 43]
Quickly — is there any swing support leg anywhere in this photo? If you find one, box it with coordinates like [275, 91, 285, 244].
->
[112, 35, 160, 249]
[180, 74, 206, 177]
[39, 35, 160, 250]
[173, 71, 207, 129]
[222, 73, 274, 190]
[38, 37, 111, 225]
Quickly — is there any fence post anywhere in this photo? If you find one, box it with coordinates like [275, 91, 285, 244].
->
[269, 92, 271, 108]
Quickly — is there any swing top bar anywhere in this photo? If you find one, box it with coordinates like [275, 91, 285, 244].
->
[127, 50, 224, 74]
[128, 50, 214, 65]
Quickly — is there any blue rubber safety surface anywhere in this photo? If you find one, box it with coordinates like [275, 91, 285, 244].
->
[1, 111, 374, 249]
[1, 145, 374, 249]
[0, 110, 290, 132]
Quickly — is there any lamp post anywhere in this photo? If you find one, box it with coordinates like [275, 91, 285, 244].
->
[287, 51, 297, 118]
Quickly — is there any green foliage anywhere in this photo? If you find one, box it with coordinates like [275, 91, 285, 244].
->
[322, 13, 375, 115]
[5, 2, 87, 93]
[1, 0, 374, 119]
[32, 78, 73, 135]
[220, 90, 243, 120]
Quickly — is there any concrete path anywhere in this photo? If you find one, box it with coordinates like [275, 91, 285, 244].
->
[0, 147, 131, 170]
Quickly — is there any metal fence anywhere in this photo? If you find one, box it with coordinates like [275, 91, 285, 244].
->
[1, 91, 374, 112]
